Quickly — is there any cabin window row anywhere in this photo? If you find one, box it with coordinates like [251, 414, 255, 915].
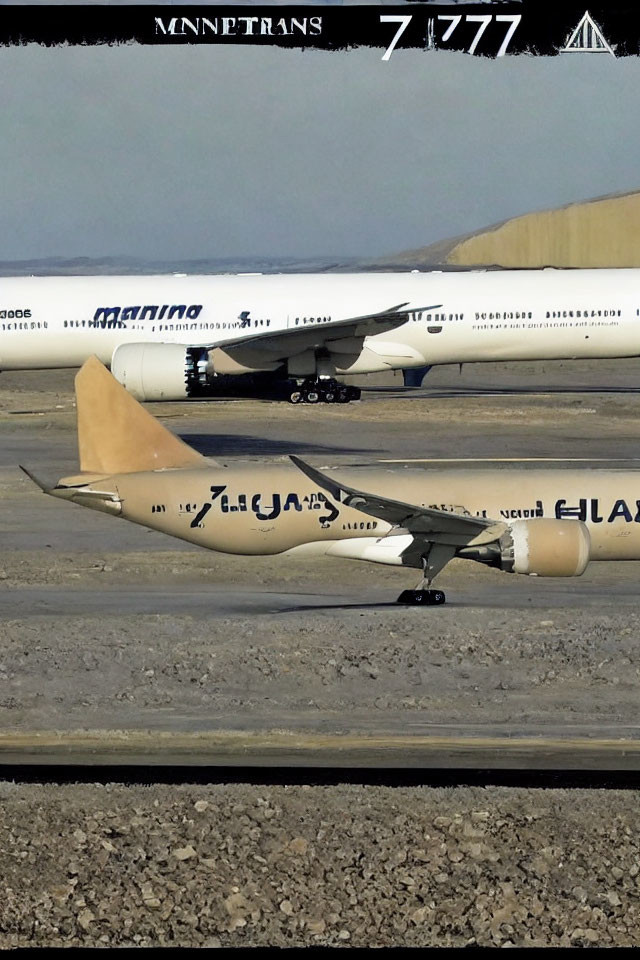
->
[64, 319, 126, 329]
[152, 320, 272, 331]
[546, 309, 621, 319]
[61, 319, 274, 332]
[475, 311, 533, 321]
[2, 321, 48, 330]
[424, 313, 462, 322]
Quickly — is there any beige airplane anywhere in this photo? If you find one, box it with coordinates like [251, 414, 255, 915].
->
[21, 357, 640, 605]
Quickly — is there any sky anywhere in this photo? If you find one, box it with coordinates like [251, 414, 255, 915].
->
[1, 38, 639, 261]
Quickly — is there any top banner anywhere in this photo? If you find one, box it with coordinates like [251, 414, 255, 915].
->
[0, 4, 638, 58]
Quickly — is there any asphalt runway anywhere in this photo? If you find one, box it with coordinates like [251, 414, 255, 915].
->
[1, 568, 640, 619]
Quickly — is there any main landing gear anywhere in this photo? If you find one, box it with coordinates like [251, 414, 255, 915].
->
[396, 548, 453, 606]
[288, 378, 361, 405]
[397, 589, 446, 606]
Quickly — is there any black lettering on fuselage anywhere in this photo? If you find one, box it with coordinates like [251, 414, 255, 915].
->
[555, 499, 587, 521]
[190, 484, 226, 528]
[608, 499, 633, 523]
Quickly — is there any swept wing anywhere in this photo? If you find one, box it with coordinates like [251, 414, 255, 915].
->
[209, 301, 440, 364]
[290, 455, 506, 576]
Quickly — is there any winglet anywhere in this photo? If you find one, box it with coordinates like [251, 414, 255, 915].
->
[75, 356, 210, 475]
[289, 455, 343, 502]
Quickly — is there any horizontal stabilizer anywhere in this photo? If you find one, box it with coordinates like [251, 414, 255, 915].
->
[18, 464, 53, 494]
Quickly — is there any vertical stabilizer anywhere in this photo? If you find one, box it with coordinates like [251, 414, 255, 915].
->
[75, 356, 210, 474]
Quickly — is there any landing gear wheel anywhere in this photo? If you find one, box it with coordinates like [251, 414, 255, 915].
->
[397, 589, 446, 606]
[290, 377, 359, 404]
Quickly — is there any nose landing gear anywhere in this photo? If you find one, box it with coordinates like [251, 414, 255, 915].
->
[287, 378, 361, 405]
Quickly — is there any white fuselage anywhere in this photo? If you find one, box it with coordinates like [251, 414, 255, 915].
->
[2, 269, 640, 373]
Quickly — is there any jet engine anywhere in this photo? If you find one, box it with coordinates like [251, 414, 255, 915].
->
[499, 518, 591, 577]
[111, 343, 209, 401]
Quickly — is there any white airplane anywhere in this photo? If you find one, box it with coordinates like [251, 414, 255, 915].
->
[1, 268, 639, 404]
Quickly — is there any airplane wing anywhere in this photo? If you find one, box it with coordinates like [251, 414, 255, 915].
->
[290, 455, 506, 576]
[208, 302, 440, 363]
[290, 455, 501, 539]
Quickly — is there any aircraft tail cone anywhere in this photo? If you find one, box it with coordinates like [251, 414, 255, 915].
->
[75, 356, 210, 475]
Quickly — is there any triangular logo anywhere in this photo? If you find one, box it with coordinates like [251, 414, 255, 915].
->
[562, 11, 614, 54]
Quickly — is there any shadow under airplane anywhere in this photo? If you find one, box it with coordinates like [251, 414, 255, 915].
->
[178, 433, 381, 458]
[365, 385, 640, 399]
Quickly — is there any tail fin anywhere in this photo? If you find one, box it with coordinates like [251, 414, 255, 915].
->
[75, 356, 209, 474]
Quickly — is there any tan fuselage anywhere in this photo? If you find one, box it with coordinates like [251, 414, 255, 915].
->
[73, 464, 640, 565]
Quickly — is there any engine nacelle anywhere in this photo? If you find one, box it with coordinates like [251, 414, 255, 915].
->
[500, 518, 591, 577]
[111, 343, 208, 401]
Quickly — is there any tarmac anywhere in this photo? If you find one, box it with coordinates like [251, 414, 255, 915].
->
[1, 358, 640, 762]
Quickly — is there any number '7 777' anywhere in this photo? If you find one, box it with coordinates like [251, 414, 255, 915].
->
[380, 14, 522, 62]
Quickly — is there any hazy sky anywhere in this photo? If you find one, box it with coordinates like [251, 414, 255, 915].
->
[1, 40, 639, 260]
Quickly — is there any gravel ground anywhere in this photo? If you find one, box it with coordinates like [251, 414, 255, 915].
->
[0, 783, 639, 947]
